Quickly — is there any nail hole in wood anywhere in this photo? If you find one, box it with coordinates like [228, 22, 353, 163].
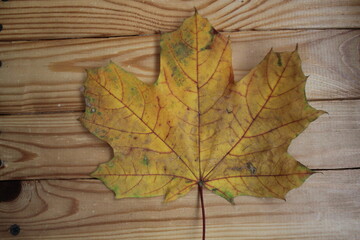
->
[9, 224, 20, 236]
[0, 181, 22, 202]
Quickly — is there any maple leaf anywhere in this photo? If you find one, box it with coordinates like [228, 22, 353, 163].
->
[80, 13, 324, 239]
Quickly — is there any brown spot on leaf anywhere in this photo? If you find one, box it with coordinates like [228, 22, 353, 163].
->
[211, 27, 219, 36]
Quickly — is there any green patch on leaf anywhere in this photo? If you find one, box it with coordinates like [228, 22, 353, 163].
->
[142, 155, 150, 166]
[174, 42, 193, 62]
[130, 87, 138, 96]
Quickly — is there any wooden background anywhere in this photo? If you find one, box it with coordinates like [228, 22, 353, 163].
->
[0, 0, 359, 239]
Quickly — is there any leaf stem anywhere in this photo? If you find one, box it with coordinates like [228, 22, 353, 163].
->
[198, 182, 206, 240]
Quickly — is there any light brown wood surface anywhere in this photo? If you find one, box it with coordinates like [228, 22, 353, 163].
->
[1, 30, 359, 114]
[0, 170, 359, 240]
[0, 0, 359, 41]
[0, 0, 359, 239]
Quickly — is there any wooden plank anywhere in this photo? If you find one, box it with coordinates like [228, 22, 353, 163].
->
[0, 100, 359, 181]
[0, 0, 359, 41]
[0, 30, 359, 114]
[0, 170, 359, 239]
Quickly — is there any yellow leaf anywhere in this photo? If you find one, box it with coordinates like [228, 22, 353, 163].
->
[80, 13, 324, 203]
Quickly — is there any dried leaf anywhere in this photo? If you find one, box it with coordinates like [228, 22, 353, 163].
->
[80, 13, 324, 204]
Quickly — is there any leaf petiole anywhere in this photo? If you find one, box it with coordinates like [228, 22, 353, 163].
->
[198, 182, 206, 240]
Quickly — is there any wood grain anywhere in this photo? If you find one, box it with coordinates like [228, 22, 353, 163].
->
[0, 100, 359, 181]
[0, 1, 359, 239]
[0, 0, 359, 41]
[0, 30, 359, 114]
[0, 170, 359, 239]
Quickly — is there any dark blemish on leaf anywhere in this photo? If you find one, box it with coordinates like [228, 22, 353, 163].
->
[211, 27, 219, 36]
[163, 166, 167, 172]
[130, 87, 139, 96]
[9, 224, 20, 236]
[133, 136, 138, 140]
[203, 44, 212, 50]
[211, 188, 218, 192]
[246, 162, 257, 175]
[0, 181, 22, 202]
[201, 40, 213, 51]
[142, 155, 149, 166]
[199, 27, 218, 51]
[229, 166, 244, 171]
[276, 52, 282, 67]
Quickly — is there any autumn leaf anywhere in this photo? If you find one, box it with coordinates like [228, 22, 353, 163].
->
[80, 12, 324, 239]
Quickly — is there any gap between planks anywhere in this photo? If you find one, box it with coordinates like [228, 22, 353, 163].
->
[0, 27, 359, 43]
[0, 170, 359, 240]
[1, 167, 360, 183]
[1, 0, 359, 41]
[0, 99, 359, 180]
[2, 97, 360, 117]
[1, 29, 359, 114]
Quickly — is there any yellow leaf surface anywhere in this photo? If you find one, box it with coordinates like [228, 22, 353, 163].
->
[80, 13, 324, 203]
